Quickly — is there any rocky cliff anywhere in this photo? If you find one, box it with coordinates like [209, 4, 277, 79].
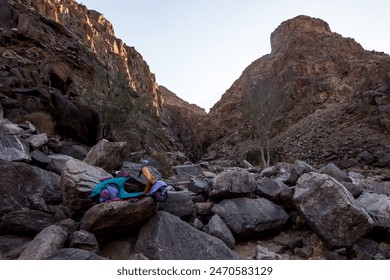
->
[157, 86, 207, 157]
[197, 15, 390, 169]
[0, 0, 205, 155]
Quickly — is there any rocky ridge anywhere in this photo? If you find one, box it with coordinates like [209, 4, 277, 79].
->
[197, 15, 390, 170]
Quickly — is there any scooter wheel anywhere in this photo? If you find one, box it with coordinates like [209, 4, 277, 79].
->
[152, 188, 168, 202]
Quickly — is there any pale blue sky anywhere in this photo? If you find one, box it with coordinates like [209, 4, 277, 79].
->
[77, 0, 390, 111]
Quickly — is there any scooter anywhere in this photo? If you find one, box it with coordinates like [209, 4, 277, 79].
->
[90, 173, 168, 202]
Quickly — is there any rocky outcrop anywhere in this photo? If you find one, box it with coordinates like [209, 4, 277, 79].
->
[29, 0, 157, 96]
[0, 0, 102, 143]
[0, 0, 197, 154]
[197, 15, 390, 167]
[157, 86, 207, 157]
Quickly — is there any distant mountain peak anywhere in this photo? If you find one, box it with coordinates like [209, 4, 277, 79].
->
[271, 15, 333, 53]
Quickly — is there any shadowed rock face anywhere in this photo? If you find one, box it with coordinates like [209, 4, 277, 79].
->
[0, 0, 206, 153]
[157, 86, 207, 158]
[196, 15, 390, 166]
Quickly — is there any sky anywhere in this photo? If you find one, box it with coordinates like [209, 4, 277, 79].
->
[77, 0, 390, 111]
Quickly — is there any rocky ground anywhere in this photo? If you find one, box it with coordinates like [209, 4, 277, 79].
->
[1, 116, 389, 260]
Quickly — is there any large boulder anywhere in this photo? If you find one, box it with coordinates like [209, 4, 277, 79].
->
[293, 172, 374, 248]
[207, 214, 235, 249]
[356, 192, 390, 229]
[18, 225, 68, 260]
[320, 163, 352, 183]
[84, 139, 129, 173]
[80, 197, 156, 240]
[0, 161, 61, 214]
[173, 164, 203, 177]
[61, 158, 111, 211]
[0, 134, 30, 162]
[212, 197, 288, 239]
[136, 211, 241, 259]
[0, 210, 59, 235]
[260, 162, 300, 186]
[362, 180, 390, 196]
[157, 191, 195, 218]
[209, 168, 256, 199]
[68, 230, 99, 254]
[256, 177, 289, 203]
[0, 119, 24, 135]
[46, 154, 74, 175]
[189, 177, 209, 194]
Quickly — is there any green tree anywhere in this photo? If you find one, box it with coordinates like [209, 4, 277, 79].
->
[81, 67, 159, 143]
[243, 75, 292, 168]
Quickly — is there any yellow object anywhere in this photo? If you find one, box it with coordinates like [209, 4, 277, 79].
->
[142, 166, 156, 194]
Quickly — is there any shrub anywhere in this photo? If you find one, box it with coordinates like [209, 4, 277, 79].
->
[18, 111, 56, 136]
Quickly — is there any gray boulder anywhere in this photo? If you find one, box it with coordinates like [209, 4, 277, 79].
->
[293, 172, 373, 248]
[173, 164, 203, 177]
[158, 191, 195, 218]
[320, 163, 352, 183]
[80, 197, 156, 240]
[0, 161, 61, 214]
[18, 225, 68, 260]
[207, 214, 235, 249]
[46, 154, 74, 175]
[363, 180, 390, 196]
[26, 133, 48, 149]
[59, 142, 89, 161]
[260, 162, 301, 185]
[136, 211, 241, 259]
[0, 119, 24, 135]
[356, 192, 390, 229]
[0, 210, 59, 235]
[0, 145, 31, 162]
[189, 177, 209, 194]
[0, 134, 30, 162]
[294, 160, 317, 175]
[61, 158, 111, 211]
[209, 168, 256, 199]
[84, 139, 129, 173]
[256, 177, 288, 202]
[212, 197, 288, 239]
[68, 230, 99, 254]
